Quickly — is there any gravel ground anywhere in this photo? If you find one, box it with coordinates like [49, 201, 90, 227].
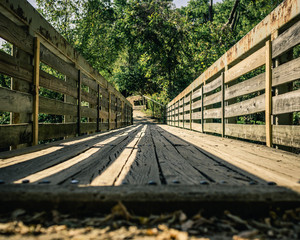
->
[0, 202, 299, 240]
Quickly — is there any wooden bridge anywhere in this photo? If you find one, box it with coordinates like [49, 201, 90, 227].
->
[0, 0, 300, 213]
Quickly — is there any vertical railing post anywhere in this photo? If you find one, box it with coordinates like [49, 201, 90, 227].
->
[108, 92, 111, 130]
[201, 85, 204, 133]
[97, 84, 100, 132]
[77, 70, 81, 136]
[265, 40, 272, 147]
[221, 72, 225, 137]
[33, 37, 40, 146]
[177, 101, 179, 127]
[115, 97, 118, 129]
[190, 90, 192, 130]
[183, 97, 185, 128]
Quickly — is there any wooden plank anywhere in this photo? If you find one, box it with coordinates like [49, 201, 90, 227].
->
[0, 12, 33, 55]
[81, 106, 97, 119]
[39, 123, 77, 141]
[221, 72, 225, 137]
[115, 125, 161, 185]
[203, 75, 222, 94]
[192, 112, 201, 120]
[273, 20, 300, 58]
[0, 126, 138, 183]
[273, 125, 300, 148]
[203, 108, 221, 119]
[265, 40, 272, 147]
[192, 100, 201, 110]
[192, 122, 202, 132]
[92, 125, 147, 186]
[39, 97, 77, 116]
[201, 86, 204, 132]
[225, 46, 266, 83]
[77, 70, 81, 136]
[40, 70, 77, 99]
[0, 51, 32, 83]
[82, 73, 98, 92]
[81, 122, 97, 134]
[81, 90, 97, 105]
[203, 91, 221, 107]
[225, 73, 265, 101]
[226, 124, 266, 142]
[160, 129, 251, 184]
[272, 57, 300, 87]
[0, 124, 32, 148]
[0, 87, 32, 113]
[33, 37, 40, 146]
[272, 89, 300, 115]
[151, 126, 207, 185]
[47, 126, 142, 185]
[225, 94, 265, 118]
[204, 123, 222, 134]
[192, 88, 202, 100]
[40, 44, 77, 80]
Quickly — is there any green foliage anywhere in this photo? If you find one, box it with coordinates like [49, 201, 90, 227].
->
[36, 0, 284, 106]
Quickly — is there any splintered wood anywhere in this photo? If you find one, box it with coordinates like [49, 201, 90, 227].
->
[0, 123, 299, 188]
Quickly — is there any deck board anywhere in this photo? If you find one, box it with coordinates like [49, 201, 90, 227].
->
[0, 122, 299, 188]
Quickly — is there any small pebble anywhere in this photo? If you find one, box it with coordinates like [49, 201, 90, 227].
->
[200, 180, 209, 185]
[38, 180, 50, 184]
[71, 180, 79, 184]
[22, 179, 30, 184]
[148, 180, 157, 185]
[249, 181, 257, 185]
[267, 181, 277, 186]
[172, 180, 180, 184]
[0, 180, 5, 184]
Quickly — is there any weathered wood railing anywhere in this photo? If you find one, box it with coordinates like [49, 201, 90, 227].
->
[0, 0, 132, 151]
[167, 0, 300, 149]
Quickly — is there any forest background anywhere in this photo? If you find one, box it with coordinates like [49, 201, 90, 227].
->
[34, 0, 285, 105]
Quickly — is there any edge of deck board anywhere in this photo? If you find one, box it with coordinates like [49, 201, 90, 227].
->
[0, 185, 299, 216]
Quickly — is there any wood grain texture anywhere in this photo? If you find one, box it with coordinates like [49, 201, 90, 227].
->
[225, 73, 265, 101]
[272, 57, 300, 87]
[192, 88, 202, 100]
[0, 12, 33, 55]
[0, 124, 32, 148]
[272, 20, 300, 58]
[265, 40, 272, 147]
[225, 124, 266, 142]
[203, 108, 221, 119]
[203, 91, 221, 107]
[225, 94, 265, 118]
[40, 70, 78, 99]
[40, 44, 77, 80]
[272, 89, 300, 115]
[225, 46, 266, 83]
[192, 100, 201, 110]
[273, 125, 300, 148]
[204, 123, 222, 134]
[203, 75, 222, 94]
[39, 123, 77, 141]
[39, 97, 77, 116]
[0, 51, 32, 83]
[0, 87, 33, 113]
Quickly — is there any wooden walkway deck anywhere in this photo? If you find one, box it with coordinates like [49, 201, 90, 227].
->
[1, 118, 299, 189]
[1, 112, 300, 214]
